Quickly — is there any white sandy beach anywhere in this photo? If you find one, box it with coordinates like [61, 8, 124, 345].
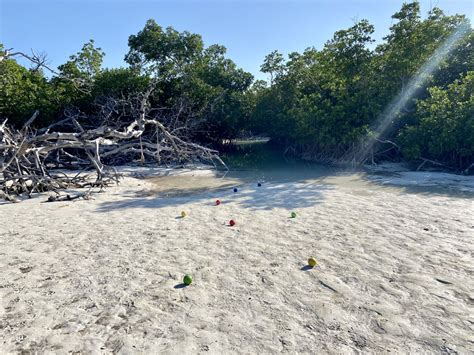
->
[0, 167, 473, 353]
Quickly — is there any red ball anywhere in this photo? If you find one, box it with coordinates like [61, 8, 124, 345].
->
[216, 200, 221, 205]
[229, 219, 236, 226]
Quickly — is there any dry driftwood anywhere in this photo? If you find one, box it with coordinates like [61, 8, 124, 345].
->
[0, 82, 226, 202]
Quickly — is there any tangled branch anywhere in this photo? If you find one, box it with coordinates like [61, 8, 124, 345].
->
[0, 82, 226, 202]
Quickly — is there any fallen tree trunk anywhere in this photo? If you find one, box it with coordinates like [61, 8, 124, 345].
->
[0, 83, 227, 202]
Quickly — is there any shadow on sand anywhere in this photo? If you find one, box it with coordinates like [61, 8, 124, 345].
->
[96, 179, 333, 213]
[173, 283, 188, 289]
[95, 150, 473, 213]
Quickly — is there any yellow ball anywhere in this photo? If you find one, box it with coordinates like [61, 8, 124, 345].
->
[181, 211, 186, 217]
[308, 257, 317, 267]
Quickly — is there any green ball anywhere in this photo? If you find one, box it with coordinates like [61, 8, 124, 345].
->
[291, 212, 297, 218]
[183, 274, 193, 285]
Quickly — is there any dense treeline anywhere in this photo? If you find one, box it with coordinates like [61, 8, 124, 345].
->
[252, 2, 473, 170]
[1, 2, 473, 171]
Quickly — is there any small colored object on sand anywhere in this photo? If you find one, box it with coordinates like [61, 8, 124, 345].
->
[308, 257, 317, 267]
[258, 183, 262, 187]
[183, 274, 193, 285]
[233, 187, 238, 193]
[229, 219, 236, 226]
[181, 211, 187, 218]
[216, 199, 221, 206]
[291, 211, 297, 218]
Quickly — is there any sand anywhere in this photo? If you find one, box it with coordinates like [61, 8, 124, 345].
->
[0, 166, 473, 353]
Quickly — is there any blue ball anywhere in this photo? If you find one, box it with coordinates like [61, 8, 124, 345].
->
[233, 188, 238, 193]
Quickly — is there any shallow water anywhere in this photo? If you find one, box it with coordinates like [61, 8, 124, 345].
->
[148, 143, 474, 199]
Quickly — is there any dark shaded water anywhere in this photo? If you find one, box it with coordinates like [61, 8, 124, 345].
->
[219, 141, 346, 183]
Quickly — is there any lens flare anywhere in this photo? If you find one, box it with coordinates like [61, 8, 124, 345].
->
[351, 22, 471, 166]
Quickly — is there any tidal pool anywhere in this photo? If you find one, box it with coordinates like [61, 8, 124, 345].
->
[147, 143, 474, 199]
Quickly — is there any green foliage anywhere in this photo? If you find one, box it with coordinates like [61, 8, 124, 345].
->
[251, 2, 473, 170]
[125, 21, 253, 141]
[253, 20, 376, 156]
[58, 40, 105, 103]
[399, 71, 474, 168]
[260, 50, 284, 85]
[372, 3, 469, 112]
[92, 68, 150, 97]
[0, 58, 60, 126]
[125, 19, 203, 76]
[192, 45, 254, 141]
[58, 39, 105, 81]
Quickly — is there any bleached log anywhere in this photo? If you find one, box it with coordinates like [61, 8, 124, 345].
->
[0, 81, 227, 202]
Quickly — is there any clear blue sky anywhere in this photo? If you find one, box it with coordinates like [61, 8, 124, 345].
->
[1, 0, 472, 80]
